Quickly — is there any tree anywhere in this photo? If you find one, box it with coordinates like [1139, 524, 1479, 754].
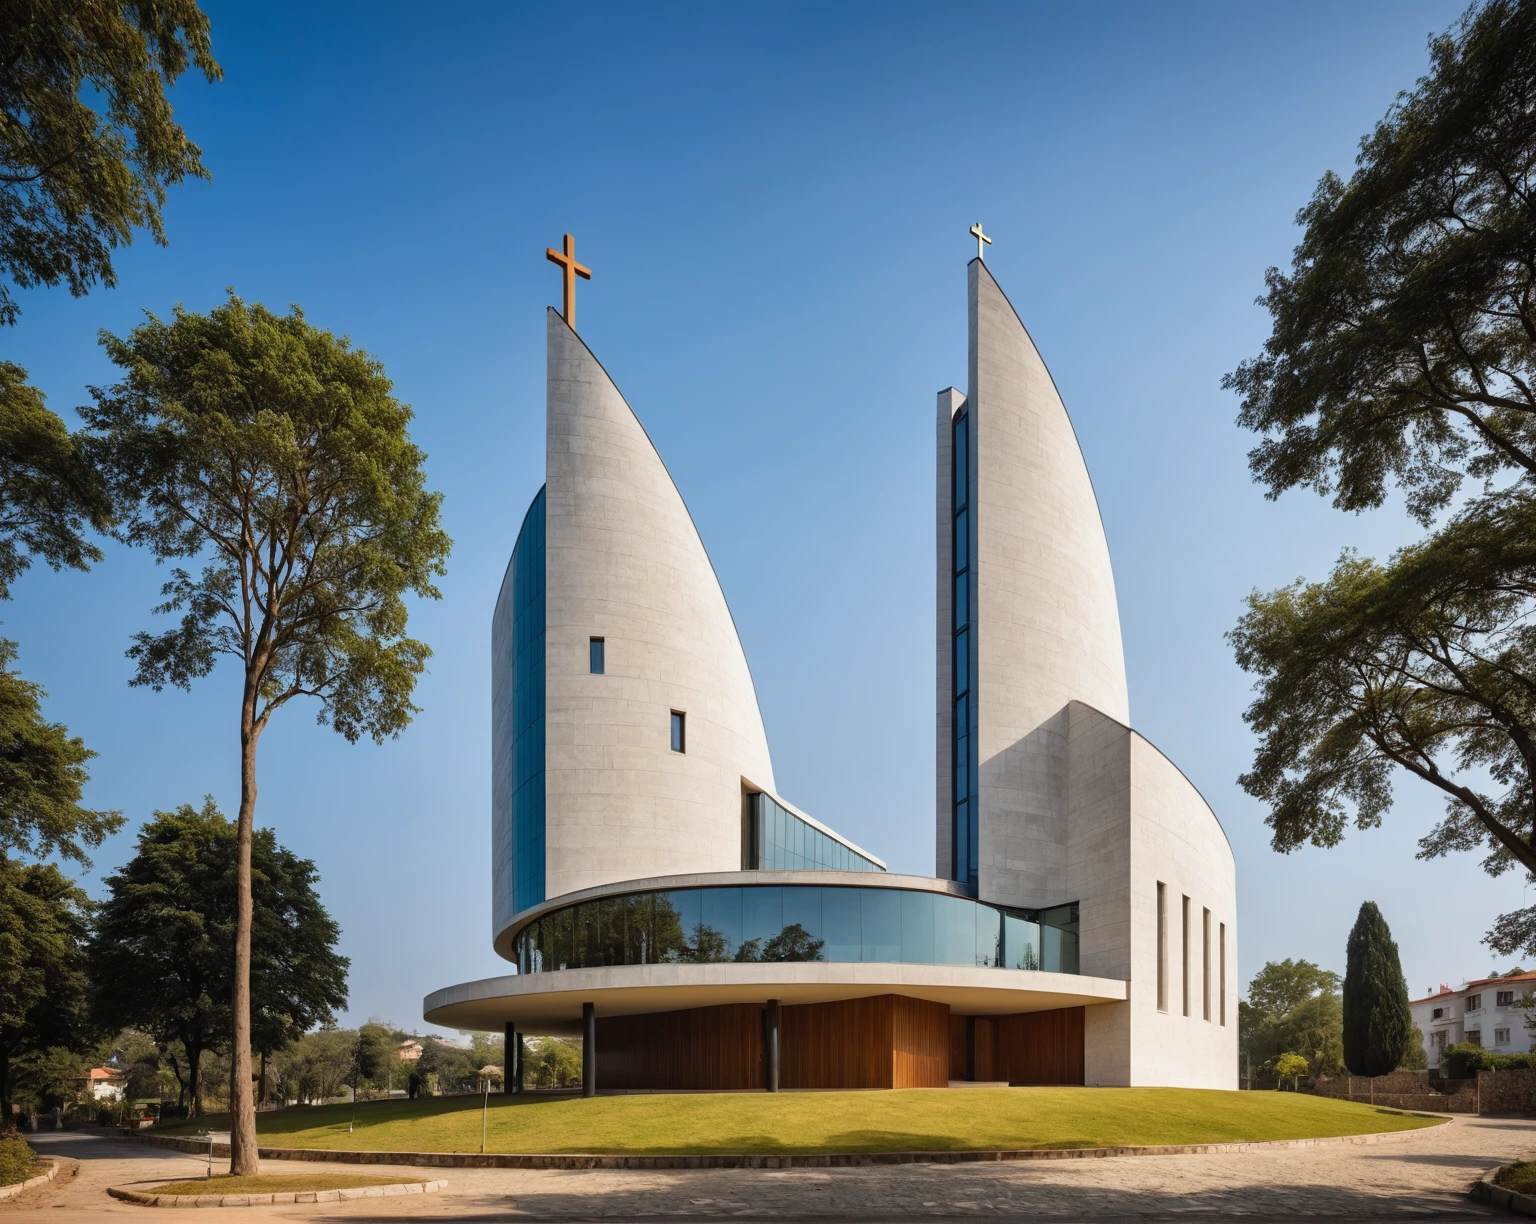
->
[350, 1023, 393, 1099]
[1245, 959, 1342, 1022]
[1231, 493, 1536, 953]
[0, 853, 91, 1122]
[1273, 1051, 1310, 1091]
[1225, 0, 1536, 956]
[0, 364, 114, 601]
[0, 0, 220, 325]
[0, 637, 120, 865]
[88, 800, 348, 1116]
[85, 294, 449, 1171]
[1342, 901, 1415, 1076]
[1225, 0, 1536, 528]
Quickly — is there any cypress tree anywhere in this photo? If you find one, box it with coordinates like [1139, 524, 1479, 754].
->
[1342, 901, 1414, 1076]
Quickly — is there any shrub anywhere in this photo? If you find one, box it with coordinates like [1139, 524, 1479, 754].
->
[0, 1133, 37, 1186]
[1342, 902, 1414, 1076]
[157, 1103, 188, 1121]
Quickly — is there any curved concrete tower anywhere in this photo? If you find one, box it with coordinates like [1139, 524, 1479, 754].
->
[491, 311, 778, 941]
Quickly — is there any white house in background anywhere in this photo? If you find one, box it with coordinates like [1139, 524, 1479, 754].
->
[80, 1067, 125, 1102]
[1412, 971, 1536, 1069]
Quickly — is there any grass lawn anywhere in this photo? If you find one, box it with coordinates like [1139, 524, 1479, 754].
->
[1497, 1161, 1536, 1195]
[148, 1174, 424, 1195]
[159, 1088, 1441, 1155]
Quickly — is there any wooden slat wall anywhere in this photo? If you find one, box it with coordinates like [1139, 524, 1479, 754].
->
[891, 996, 951, 1088]
[781, 996, 895, 1089]
[992, 1006, 1085, 1085]
[596, 1003, 764, 1091]
[948, 1015, 967, 1080]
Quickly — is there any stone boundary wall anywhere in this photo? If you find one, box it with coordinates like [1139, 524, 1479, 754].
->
[1312, 1067, 1536, 1114]
[111, 1123, 1441, 1170]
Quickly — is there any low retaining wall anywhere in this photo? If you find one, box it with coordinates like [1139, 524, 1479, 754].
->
[1311, 1072, 1479, 1114]
[107, 1178, 446, 1208]
[111, 1122, 1443, 1170]
[0, 1157, 59, 1201]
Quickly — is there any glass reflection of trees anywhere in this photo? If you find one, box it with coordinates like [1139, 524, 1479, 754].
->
[514, 885, 1078, 976]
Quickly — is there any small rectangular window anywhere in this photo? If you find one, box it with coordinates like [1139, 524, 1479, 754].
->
[589, 637, 604, 674]
[1497, 1027, 1511, 1044]
[670, 710, 685, 754]
[1467, 994, 1482, 1013]
[1202, 907, 1212, 1022]
[1181, 895, 1191, 1018]
[1156, 882, 1167, 1012]
[1219, 921, 1227, 1026]
[1468, 1028, 1483, 1047]
[1498, 990, 1515, 1007]
[1433, 1007, 1444, 1019]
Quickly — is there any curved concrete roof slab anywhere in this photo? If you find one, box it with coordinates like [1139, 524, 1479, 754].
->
[425, 962, 1129, 1036]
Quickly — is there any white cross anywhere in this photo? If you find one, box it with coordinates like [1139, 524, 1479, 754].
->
[970, 222, 992, 261]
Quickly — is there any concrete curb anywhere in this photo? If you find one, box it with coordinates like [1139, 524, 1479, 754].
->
[1472, 1165, 1536, 1216]
[106, 1178, 446, 1208]
[112, 1118, 1447, 1170]
[0, 1156, 59, 1200]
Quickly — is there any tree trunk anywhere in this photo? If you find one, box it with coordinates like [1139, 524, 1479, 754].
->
[229, 689, 260, 1174]
[0, 1044, 11, 1125]
[188, 1040, 202, 1117]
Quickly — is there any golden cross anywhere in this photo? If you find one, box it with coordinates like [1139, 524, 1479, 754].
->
[546, 233, 592, 330]
[970, 222, 992, 261]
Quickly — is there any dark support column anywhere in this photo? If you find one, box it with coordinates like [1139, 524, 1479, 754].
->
[965, 1016, 976, 1082]
[766, 999, 780, 1093]
[582, 1002, 596, 1097]
[515, 1033, 524, 1094]
[504, 1022, 516, 1093]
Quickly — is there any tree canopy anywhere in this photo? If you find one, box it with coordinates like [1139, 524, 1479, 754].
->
[0, 852, 92, 1119]
[1225, 0, 1536, 526]
[0, 363, 113, 601]
[1342, 901, 1416, 1077]
[0, 636, 120, 865]
[88, 799, 348, 1115]
[0, 0, 220, 324]
[1245, 958, 1342, 1023]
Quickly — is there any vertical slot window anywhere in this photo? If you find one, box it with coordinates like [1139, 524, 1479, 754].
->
[670, 711, 686, 753]
[589, 637, 605, 674]
[950, 408, 977, 893]
[1156, 882, 1167, 1012]
[1219, 922, 1227, 1026]
[1181, 895, 1191, 1017]
[1202, 907, 1212, 1021]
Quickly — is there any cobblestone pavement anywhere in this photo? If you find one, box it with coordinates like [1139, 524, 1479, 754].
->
[4, 1116, 1534, 1223]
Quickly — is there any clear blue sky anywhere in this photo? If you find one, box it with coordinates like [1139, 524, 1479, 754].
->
[9, 0, 1504, 1032]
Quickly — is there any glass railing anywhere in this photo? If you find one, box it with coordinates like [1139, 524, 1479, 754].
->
[741, 793, 884, 872]
[513, 884, 1079, 975]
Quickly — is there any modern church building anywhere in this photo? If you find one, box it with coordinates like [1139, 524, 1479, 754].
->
[424, 238, 1238, 1090]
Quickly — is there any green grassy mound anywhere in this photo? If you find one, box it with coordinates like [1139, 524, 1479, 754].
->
[1497, 1161, 1536, 1196]
[147, 1174, 424, 1195]
[158, 1087, 1441, 1156]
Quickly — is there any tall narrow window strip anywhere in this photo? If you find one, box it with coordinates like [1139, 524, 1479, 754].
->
[950, 408, 977, 892]
[1181, 895, 1191, 1018]
[1202, 907, 1212, 1022]
[670, 710, 685, 753]
[1219, 922, 1227, 1026]
[1156, 882, 1167, 1012]
[589, 637, 604, 674]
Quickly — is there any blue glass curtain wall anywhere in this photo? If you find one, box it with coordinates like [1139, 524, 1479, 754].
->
[740, 793, 884, 873]
[510, 488, 547, 913]
[952, 409, 979, 892]
[513, 885, 1080, 975]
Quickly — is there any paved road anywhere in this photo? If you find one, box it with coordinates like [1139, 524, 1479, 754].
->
[3, 1116, 1533, 1222]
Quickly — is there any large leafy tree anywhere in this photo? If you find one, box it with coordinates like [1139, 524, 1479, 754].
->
[0, 852, 92, 1121]
[1227, 0, 1536, 954]
[0, 363, 113, 601]
[1239, 958, 1346, 1084]
[0, 0, 220, 325]
[88, 800, 349, 1117]
[1245, 958, 1342, 1023]
[1342, 901, 1415, 1076]
[0, 636, 119, 865]
[84, 293, 448, 1168]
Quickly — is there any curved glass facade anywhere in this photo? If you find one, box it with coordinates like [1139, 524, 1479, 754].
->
[513, 884, 1079, 975]
[509, 487, 547, 914]
[741, 792, 884, 873]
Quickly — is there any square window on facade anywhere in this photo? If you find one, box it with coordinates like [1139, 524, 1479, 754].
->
[1467, 994, 1482, 1012]
[670, 711, 685, 753]
[1468, 1029, 1483, 1047]
[1433, 1007, 1444, 1019]
[1498, 990, 1515, 1007]
[589, 637, 605, 674]
[1497, 1028, 1511, 1044]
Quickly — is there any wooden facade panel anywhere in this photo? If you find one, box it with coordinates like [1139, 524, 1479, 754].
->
[949, 1014, 966, 1081]
[993, 1006, 1085, 1085]
[891, 995, 950, 1088]
[597, 1002, 764, 1091]
[781, 996, 894, 1089]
